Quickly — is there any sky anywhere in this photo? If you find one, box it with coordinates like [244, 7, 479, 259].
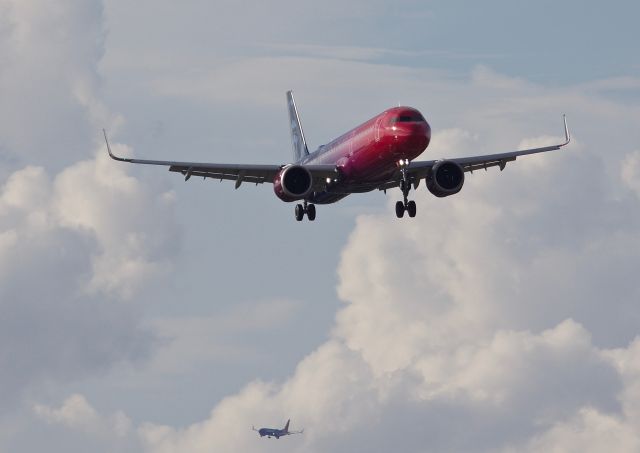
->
[1, 0, 640, 451]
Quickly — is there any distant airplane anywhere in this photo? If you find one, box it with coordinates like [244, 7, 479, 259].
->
[252, 419, 303, 439]
[104, 91, 570, 221]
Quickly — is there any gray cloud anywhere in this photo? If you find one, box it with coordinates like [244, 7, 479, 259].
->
[0, 0, 180, 422]
[0, 0, 114, 170]
[0, 153, 179, 412]
[36, 65, 639, 452]
[127, 65, 640, 451]
[3, 1, 640, 452]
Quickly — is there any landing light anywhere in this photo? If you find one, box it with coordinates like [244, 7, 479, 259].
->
[326, 177, 331, 184]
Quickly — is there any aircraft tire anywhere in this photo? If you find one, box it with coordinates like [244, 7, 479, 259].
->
[407, 200, 417, 217]
[307, 203, 316, 221]
[395, 201, 405, 218]
[295, 204, 305, 221]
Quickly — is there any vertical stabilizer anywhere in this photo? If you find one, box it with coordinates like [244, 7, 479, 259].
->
[283, 419, 290, 432]
[286, 91, 309, 162]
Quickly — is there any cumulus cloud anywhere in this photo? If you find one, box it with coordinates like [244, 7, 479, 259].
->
[0, 147, 179, 411]
[93, 66, 639, 453]
[32, 394, 142, 452]
[4, 1, 640, 451]
[0, 0, 184, 422]
[0, 0, 117, 170]
[34, 394, 132, 439]
[621, 150, 640, 197]
[52, 147, 179, 298]
[517, 408, 640, 453]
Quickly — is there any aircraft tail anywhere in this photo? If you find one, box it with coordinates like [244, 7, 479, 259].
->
[283, 419, 290, 432]
[286, 91, 309, 162]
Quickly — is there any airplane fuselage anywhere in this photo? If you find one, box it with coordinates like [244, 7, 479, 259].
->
[299, 107, 431, 204]
[258, 428, 286, 438]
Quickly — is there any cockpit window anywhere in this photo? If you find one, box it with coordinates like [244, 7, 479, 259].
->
[390, 112, 425, 123]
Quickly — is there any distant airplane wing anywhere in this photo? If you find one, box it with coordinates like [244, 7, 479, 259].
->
[103, 130, 337, 189]
[381, 115, 570, 190]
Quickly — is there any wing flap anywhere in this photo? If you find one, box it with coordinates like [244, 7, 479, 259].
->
[460, 157, 515, 173]
[174, 170, 268, 185]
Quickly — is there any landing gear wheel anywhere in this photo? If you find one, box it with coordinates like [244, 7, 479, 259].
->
[395, 201, 405, 218]
[407, 200, 417, 218]
[307, 203, 316, 221]
[295, 204, 304, 221]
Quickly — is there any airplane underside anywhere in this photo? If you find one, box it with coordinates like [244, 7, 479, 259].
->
[294, 170, 416, 221]
[308, 191, 349, 205]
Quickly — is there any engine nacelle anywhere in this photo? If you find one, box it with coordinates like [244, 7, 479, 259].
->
[426, 160, 465, 197]
[273, 165, 313, 202]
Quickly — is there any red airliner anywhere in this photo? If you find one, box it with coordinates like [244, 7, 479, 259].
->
[104, 91, 569, 221]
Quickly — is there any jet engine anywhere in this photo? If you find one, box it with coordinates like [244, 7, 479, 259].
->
[426, 160, 465, 197]
[273, 165, 313, 202]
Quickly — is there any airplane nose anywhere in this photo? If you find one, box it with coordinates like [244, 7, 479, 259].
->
[393, 122, 430, 153]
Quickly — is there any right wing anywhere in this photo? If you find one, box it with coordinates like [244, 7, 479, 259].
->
[103, 130, 337, 189]
[376, 115, 570, 191]
[442, 114, 570, 173]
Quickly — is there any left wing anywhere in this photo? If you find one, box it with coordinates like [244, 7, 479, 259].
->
[103, 130, 337, 189]
[379, 115, 570, 190]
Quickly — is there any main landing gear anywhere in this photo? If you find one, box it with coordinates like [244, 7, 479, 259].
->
[395, 160, 417, 219]
[295, 201, 316, 221]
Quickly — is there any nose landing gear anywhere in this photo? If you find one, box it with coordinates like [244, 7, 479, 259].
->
[295, 201, 316, 221]
[395, 160, 417, 218]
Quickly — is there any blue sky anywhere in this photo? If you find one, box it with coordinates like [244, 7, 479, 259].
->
[1, 1, 640, 452]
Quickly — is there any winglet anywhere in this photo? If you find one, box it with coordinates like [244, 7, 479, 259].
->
[561, 114, 571, 146]
[103, 129, 132, 162]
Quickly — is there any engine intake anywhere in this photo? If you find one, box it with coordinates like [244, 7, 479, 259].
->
[426, 160, 464, 197]
[273, 165, 313, 202]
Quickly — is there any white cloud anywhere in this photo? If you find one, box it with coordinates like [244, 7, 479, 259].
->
[516, 408, 640, 453]
[34, 394, 132, 439]
[621, 150, 640, 197]
[0, 150, 179, 411]
[0, 0, 118, 169]
[96, 66, 640, 453]
[0, 5, 183, 447]
[425, 127, 479, 160]
[52, 147, 179, 298]
[2, 1, 640, 451]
